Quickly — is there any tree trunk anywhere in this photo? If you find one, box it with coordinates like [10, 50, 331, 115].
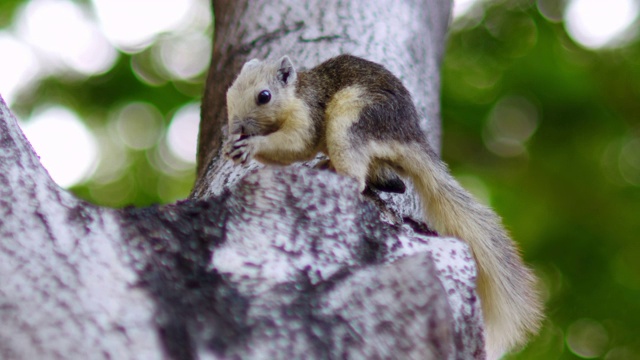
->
[194, 0, 449, 206]
[0, 1, 489, 359]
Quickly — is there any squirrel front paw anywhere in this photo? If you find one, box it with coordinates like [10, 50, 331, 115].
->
[225, 135, 258, 165]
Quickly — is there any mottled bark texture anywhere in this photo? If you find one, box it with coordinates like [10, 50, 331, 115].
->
[0, 0, 489, 359]
[0, 97, 163, 359]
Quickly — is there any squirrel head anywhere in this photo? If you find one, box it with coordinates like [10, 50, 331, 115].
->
[226, 56, 297, 137]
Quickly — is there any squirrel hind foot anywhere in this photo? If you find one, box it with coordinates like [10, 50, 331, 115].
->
[367, 175, 406, 194]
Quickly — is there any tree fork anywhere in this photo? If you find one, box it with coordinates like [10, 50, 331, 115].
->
[0, 1, 494, 359]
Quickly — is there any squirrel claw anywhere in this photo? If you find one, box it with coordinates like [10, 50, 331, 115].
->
[225, 136, 254, 164]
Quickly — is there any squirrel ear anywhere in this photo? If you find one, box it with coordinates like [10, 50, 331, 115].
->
[241, 58, 260, 73]
[277, 56, 297, 85]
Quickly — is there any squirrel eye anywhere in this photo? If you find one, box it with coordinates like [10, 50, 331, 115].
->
[257, 90, 271, 105]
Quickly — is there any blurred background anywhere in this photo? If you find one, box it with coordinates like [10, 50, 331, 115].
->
[0, 0, 211, 205]
[0, 0, 638, 358]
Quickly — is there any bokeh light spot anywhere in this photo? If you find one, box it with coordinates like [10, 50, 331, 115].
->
[167, 103, 200, 163]
[566, 318, 609, 358]
[89, 174, 134, 208]
[453, 0, 481, 19]
[17, 0, 117, 76]
[92, 0, 192, 52]
[115, 102, 164, 150]
[451, 0, 485, 29]
[605, 347, 637, 360]
[483, 96, 539, 157]
[618, 137, 640, 186]
[130, 50, 168, 87]
[156, 32, 211, 80]
[564, 0, 639, 49]
[21, 106, 98, 188]
[602, 136, 640, 187]
[91, 127, 131, 185]
[601, 138, 629, 186]
[612, 248, 640, 290]
[150, 141, 194, 176]
[0, 31, 40, 104]
[537, 0, 564, 22]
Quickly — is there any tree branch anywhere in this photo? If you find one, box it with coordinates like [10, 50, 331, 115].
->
[0, 1, 493, 358]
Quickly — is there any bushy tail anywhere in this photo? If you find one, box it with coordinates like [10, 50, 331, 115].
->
[398, 144, 543, 358]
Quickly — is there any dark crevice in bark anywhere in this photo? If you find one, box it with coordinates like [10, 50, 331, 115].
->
[355, 201, 394, 264]
[120, 195, 254, 359]
[298, 34, 343, 43]
[223, 20, 305, 71]
[65, 202, 96, 236]
[285, 267, 354, 358]
[403, 216, 439, 237]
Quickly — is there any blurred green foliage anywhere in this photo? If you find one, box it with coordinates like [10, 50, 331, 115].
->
[443, 1, 640, 359]
[26, 52, 202, 207]
[3, 0, 639, 359]
[0, 0, 22, 28]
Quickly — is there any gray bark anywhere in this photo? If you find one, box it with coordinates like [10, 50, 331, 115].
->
[0, 0, 487, 359]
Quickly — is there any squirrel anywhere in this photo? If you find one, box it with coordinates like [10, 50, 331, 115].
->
[224, 54, 543, 358]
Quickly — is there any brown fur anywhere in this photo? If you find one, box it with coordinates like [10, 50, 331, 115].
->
[225, 54, 543, 358]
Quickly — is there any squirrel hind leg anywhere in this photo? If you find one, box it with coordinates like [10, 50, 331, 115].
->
[325, 131, 370, 192]
[330, 149, 370, 193]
